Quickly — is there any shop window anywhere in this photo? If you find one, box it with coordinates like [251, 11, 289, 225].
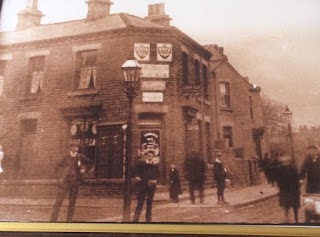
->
[27, 56, 45, 94]
[249, 96, 254, 119]
[223, 126, 233, 147]
[0, 61, 6, 97]
[194, 59, 201, 85]
[182, 52, 189, 85]
[202, 64, 209, 100]
[75, 50, 97, 90]
[220, 82, 230, 108]
[21, 119, 38, 134]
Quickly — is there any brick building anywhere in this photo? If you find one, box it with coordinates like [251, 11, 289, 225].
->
[0, 0, 267, 192]
[204, 44, 267, 186]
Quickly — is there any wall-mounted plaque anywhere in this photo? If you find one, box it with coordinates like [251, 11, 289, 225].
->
[140, 64, 169, 78]
[141, 81, 166, 91]
[142, 92, 164, 102]
[134, 43, 150, 61]
[157, 43, 172, 62]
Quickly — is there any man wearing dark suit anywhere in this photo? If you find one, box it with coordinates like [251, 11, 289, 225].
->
[132, 150, 160, 222]
[50, 141, 92, 222]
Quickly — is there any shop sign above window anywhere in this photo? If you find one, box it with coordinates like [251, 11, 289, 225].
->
[134, 43, 150, 61]
[157, 43, 172, 62]
[181, 84, 203, 96]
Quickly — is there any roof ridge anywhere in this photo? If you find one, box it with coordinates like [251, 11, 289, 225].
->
[119, 13, 134, 28]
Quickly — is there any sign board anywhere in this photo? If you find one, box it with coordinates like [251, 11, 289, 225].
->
[157, 43, 173, 62]
[140, 64, 169, 78]
[181, 84, 203, 95]
[141, 81, 166, 91]
[134, 43, 150, 61]
[142, 92, 164, 103]
[140, 130, 160, 164]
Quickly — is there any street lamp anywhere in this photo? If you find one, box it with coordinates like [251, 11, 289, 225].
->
[121, 58, 141, 222]
[283, 105, 294, 163]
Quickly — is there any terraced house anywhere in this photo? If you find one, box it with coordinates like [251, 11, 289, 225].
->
[0, 0, 268, 194]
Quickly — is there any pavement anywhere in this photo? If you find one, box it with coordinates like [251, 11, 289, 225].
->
[0, 182, 278, 209]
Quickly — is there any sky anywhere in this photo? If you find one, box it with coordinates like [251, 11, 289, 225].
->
[1, 0, 320, 127]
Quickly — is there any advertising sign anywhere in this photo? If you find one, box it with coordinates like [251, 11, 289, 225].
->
[157, 43, 173, 62]
[140, 130, 160, 164]
[140, 64, 169, 78]
[141, 81, 166, 91]
[142, 92, 164, 102]
[134, 43, 150, 61]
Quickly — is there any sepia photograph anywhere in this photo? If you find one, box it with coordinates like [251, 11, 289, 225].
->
[0, 0, 319, 235]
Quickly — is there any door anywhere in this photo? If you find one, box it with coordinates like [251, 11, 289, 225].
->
[97, 126, 123, 179]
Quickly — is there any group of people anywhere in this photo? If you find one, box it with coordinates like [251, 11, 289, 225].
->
[50, 140, 320, 223]
[268, 144, 320, 223]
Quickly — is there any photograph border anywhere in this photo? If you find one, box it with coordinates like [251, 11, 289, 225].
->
[0, 223, 320, 236]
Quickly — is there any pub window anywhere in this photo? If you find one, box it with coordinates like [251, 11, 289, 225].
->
[27, 56, 45, 94]
[249, 96, 254, 119]
[223, 126, 233, 147]
[194, 59, 201, 85]
[76, 50, 97, 90]
[202, 64, 209, 100]
[0, 61, 7, 97]
[220, 82, 230, 108]
[21, 119, 38, 134]
[182, 52, 189, 85]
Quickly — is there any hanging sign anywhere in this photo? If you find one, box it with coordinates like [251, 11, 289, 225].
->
[157, 43, 173, 62]
[134, 43, 150, 61]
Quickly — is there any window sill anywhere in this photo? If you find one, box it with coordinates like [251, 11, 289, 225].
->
[68, 88, 98, 97]
[220, 107, 233, 112]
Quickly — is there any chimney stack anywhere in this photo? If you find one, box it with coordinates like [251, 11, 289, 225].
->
[145, 3, 172, 26]
[16, 0, 43, 30]
[86, 0, 113, 21]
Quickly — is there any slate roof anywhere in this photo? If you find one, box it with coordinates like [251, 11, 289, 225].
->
[0, 13, 168, 45]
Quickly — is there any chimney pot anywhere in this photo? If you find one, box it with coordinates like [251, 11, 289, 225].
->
[145, 3, 172, 26]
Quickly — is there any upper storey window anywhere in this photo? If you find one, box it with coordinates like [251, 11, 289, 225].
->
[182, 52, 189, 85]
[194, 59, 201, 85]
[28, 56, 45, 94]
[202, 64, 209, 100]
[220, 82, 230, 108]
[76, 50, 97, 90]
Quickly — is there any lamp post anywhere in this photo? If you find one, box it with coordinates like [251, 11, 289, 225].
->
[283, 105, 294, 163]
[121, 58, 141, 222]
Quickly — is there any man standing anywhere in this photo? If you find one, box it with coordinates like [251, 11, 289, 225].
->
[184, 151, 206, 204]
[213, 151, 228, 205]
[299, 144, 320, 223]
[133, 150, 160, 222]
[50, 141, 92, 222]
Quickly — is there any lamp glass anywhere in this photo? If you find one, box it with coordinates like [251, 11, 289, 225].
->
[283, 106, 293, 123]
[121, 59, 142, 82]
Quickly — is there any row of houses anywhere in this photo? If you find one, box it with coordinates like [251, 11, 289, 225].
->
[0, 0, 268, 192]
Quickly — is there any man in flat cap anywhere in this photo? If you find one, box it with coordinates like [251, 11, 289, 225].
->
[50, 141, 92, 222]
